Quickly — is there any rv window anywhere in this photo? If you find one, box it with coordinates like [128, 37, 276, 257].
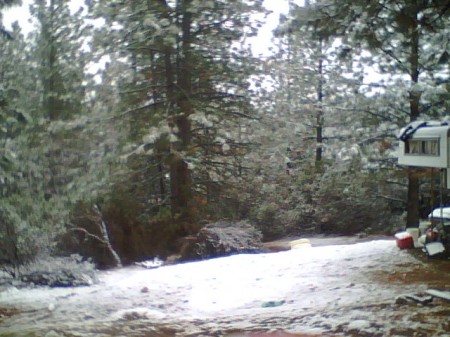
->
[405, 138, 439, 156]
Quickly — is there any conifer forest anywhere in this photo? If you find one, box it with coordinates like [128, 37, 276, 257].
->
[0, 0, 449, 272]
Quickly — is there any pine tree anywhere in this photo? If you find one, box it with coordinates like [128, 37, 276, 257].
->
[0, 18, 47, 272]
[0, 0, 99, 272]
[87, 0, 266, 224]
[29, 0, 89, 197]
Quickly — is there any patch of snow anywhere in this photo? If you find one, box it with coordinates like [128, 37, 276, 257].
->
[347, 319, 371, 330]
[113, 307, 167, 320]
[0, 239, 447, 336]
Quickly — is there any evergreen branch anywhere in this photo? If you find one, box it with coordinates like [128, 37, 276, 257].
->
[0, 28, 13, 40]
[377, 47, 410, 74]
[200, 160, 236, 167]
[360, 108, 403, 122]
[194, 91, 245, 99]
[357, 133, 397, 145]
[225, 110, 260, 120]
[118, 84, 165, 95]
[190, 141, 257, 149]
[193, 17, 231, 36]
[110, 101, 165, 121]
[376, 194, 405, 204]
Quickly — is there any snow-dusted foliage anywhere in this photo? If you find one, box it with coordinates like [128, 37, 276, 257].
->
[239, 0, 450, 238]
[0, 0, 448, 267]
[84, 0, 267, 225]
[0, 0, 123, 272]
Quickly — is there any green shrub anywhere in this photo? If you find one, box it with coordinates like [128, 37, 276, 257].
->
[0, 203, 39, 277]
[0, 195, 67, 277]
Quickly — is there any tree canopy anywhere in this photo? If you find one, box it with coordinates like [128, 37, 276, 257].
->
[0, 0, 449, 271]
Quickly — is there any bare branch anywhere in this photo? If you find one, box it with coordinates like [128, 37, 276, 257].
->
[376, 194, 405, 204]
[92, 205, 122, 267]
[70, 227, 107, 245]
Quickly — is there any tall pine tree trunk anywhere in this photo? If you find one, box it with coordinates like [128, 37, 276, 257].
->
[406, 12, 421, 227]
[315, 37, 324, 167]
[166, 0, 194, 221]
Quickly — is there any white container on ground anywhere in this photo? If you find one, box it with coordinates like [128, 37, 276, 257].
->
[425, 242, 446, 256]
[289, 238, 312, 249]
[406, 228, 421, 248]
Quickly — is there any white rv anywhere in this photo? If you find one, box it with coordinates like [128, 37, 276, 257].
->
[398, 121, 450, 168]
[397, 121, 450, 256]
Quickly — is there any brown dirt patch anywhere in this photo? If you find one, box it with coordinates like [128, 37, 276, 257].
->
[0, 306, 20, 319]
[225, 331, 333, 337]
[373, 249, 450, 288]
[376, 266, 450, 288]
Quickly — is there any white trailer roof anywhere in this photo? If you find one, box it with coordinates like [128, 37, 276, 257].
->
[398, 121, 450, 140]
[407, 125, 450, 138]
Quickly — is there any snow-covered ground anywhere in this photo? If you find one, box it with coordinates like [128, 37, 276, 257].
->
[1, 239, 450, 337]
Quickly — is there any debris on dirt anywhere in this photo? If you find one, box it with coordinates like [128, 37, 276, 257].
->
[395, 293, 434, 305]
[135, 257, 164, 269]
[261, 300, 285, 308]
[426, 289, 450, 302]
[0, 307, 20, 320]
[224, 331, 325, 337]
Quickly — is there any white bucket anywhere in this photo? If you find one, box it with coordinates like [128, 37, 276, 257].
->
[419, 221, 431, 235]
[406, 228, 420, 248]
